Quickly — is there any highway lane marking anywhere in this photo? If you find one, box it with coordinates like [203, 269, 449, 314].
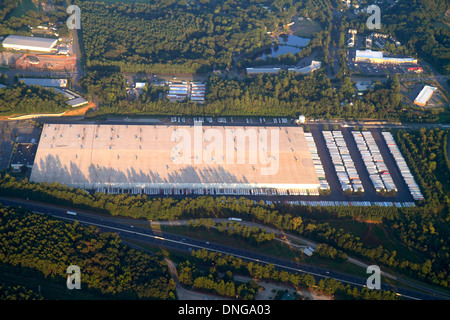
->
[55, 215, 422, 299]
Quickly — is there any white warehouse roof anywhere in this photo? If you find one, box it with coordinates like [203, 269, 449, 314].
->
[19, 78, 68, 88]
[246, 67, 281, 74]
[356, 50, 383, 59]
[2, 35, 58, 52]
[414, 85, 437, 106]
[30, 124, 320, 191]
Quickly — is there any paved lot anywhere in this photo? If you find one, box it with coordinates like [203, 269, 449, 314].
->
[347, 58, 428, 77]
[0, 120, 41, 171]
[305, 125, 414, 203]
[1, 118, 416, 204]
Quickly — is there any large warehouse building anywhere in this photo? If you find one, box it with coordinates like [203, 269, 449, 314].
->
[2, 35, 58, 53]
[30, 123, 320, 196]
[355, 49, 417, 64]
[414, 85, 437, 107]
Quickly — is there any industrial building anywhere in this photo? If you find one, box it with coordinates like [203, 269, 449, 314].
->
[19, 78, 68, 88]
[246, 67, 281, 75]
[66, 97, 89, 108]
[2, 35, 58, 53]
[287, 61, 321, 74]
[414, 85, 437, 107]
[30, 124, 321, 195]
[190, 82, 205, 103]
[354, 50, 417, 64]
[18, 78, 88, 107]
[57, 46, 69, 55]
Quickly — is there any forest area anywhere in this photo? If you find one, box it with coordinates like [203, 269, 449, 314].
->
[0, 205, 176, 299]
[80, 68, 438, 122]
[383, 0, 450, 76]
[0, 204, 402, 300]
[394, 128, 450, 208]
[177, 248, 399, 300]
[75, 0, 294, 73]
[335, 0, 450, 76]
[0, 0, 70, 40]
[0, 83, 70, 115]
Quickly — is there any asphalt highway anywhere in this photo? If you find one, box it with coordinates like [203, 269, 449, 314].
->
[1, 197, 449, 300]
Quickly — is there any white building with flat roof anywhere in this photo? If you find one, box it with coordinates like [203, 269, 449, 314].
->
[355, 49, 383, 61]
[355, 49, 417, 64]
[288, 61, 321, 74]
[414, 85, 437, 107]
[19, 78, 68, 88]
[2, 35, 58, 53]
[246, 67, 281, 75]
[30, 124, 321, 194]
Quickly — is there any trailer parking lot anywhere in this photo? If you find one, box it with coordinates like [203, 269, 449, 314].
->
[88, 124, 418, 205]
[8, 116, 421, 207]
[299, 126, 415, 204]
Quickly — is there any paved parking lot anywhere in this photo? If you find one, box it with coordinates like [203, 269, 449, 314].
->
[348, 61, 426, 76]
[286, 126, 414, 203]
[1, 118, 416, 205]
[0, 120, 41, 171]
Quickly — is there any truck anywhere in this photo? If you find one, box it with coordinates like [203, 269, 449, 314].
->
[228, 217, 242, 222]
[66, 211, 77, 216]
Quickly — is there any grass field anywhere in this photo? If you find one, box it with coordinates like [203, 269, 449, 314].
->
[291, 18, 323, 38]
[8, 0, 38, 18]
[323, 218, 425, 264]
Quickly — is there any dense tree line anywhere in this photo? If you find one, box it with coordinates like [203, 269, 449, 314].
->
[394, 128, 450, 207]
[188, 218, 276, 245]
[80, 68, 437, 122]
[1, 172, 448, 289]
[80, 69, 128, 106]
[189, 248, 399, 300]
[177, 260, 260, 299]
[0, 283, 43, 300]
[76, 0, 299, 73]
[0, 83, 69, 115]
[314, 243, 347, 261]
[0, 0, 69, 40]
[0, 205, 176, 299]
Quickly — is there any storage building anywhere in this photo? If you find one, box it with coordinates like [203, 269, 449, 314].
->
[2, 35, 58, 53]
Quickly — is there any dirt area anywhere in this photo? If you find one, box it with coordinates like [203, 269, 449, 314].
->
[13, 54, 76, 72]
[63, 102, 95, 116]
[290, 17, 322, 38]
[233, 275, 332, 301]
[165, 259, 332, 301]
